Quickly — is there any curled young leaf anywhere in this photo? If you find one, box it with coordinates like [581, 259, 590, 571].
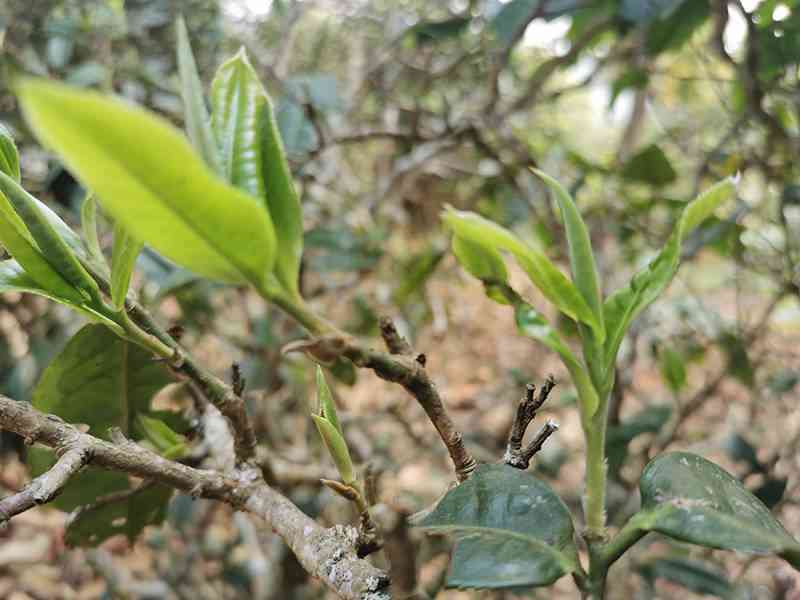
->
[0, 123, 20, 183]
[312, 414, 356, 485]
[0, 171, 100, 301]
[211, 48, 304, 298]
[175, 16, 223, 176]
[15, 78, 277, 287]
[110, 222, 143, 310]
[603, 178, 736, 373]
[442, 207, 604, 342]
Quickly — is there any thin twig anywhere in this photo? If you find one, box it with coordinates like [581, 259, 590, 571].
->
[503, 377, 557, 470]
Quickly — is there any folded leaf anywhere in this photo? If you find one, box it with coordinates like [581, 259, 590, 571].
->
[0, 259, 121, 333]
[110, 222, 142, 309]
[16, 78, 277, 286]
[415, 464, 579, 588]
[603, 178, 736, 372]
[633, 452, 800, 568]
[312, 414, 355, 485]
[175, 16, 223, 176]
[451, 235, 508, 283]
[0, 188, 85, 303]
[0, 171, 99, 300]
[442, 208, 604, 340]
[211, 49, 304, 296]
[80, 193, 107, 268]
[532, 169, 604, 342]
[0, 123, 20, 183]
[316, 365, 341, 434]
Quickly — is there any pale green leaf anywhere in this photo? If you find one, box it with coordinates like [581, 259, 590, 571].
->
[16, 77, 277, 286]
[442, 207, 604, 340]
[0, 171, 99, 300]
[603, 178, 736, 372]
[312, 414, 355, 485]
[211, 49, 304, 296]
[110, 222, 142, 309]
[175, 16, 223, 176]
[315, 365, 341, 434]
[0, 123, 20, 183]
[532, 169, 604, 342]
[80, 193, 106, 267]
[451, 235, 508, 283]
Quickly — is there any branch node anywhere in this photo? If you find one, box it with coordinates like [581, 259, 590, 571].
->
[231, 363, 246, 397]
[379, 316, 413, 355]
[504, 377, 557, 470]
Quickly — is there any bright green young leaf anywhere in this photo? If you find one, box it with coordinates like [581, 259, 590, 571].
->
[442, 207, 604, 340]
[0, 123, 20, 183]
[0, 260, 121, 332]
[80, 194, 106, 268]
[415, 464, 579, 588]
[0, 188, 86, 303]
[312, 414, 356, 485]
[64, 483, 173, 547]
[0, 171, 99, 301]
[316, 365, 341, 434]
[175, 16, 223, 176]
[110, 222, 142, 309]
[634, 452, 800, 568]
[15, 78, 277, 286]
[532, 169, 604, 341]
[451, 235, 508, 283]
[659, 346, 687, 393]
[602, 178, 736, 373]
[135, 414, 187, 460]
[30, 324, 173, 511]
[211, 48, 304, 297]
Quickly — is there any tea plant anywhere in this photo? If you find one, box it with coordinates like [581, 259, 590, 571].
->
[0, 17, 796, 600]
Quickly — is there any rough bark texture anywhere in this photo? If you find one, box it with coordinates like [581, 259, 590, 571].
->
[0, 395, 390, 600]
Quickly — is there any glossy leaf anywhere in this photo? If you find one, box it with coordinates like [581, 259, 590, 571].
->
[175, 16, 222, 175]
[442, 207, 604, 340]
[65, 483, 173, 547]
[16, 78, 277, 286]
[110, 222, 142, 309]
[0, 171, 99, 300]
[0, 123, 20, 183]
[312, 414, 355, 485]
[602, 178, 736, 373]
[532, 169, 604, 341]
[634, 452, 800, 567]
[415, 464, 579, 589]
[211, 49, 304, 297]
[0, 260, 121, 332]
[637, 557, 737, 598]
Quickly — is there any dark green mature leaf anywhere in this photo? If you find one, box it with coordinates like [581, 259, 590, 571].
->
[211, 49, 304, 297]
[718, 330, 754, 387]
[175, 16, 223, 176]
[16, 78, 277, 286]
[644, 0, 710, 56]
[0, 123, 20, 183]
[533, 170, 604, 342]
[609, 69, 650, 108]
[637, 557, 737, 598]
[415, 464, 579, 589]
[659, 346, 687, 393]
[410, 17, 471, 45]
[602, 178, 736, 375]
[29, 324, 172, 513]
[490, 0, 584, 45]
[606, 404, 671, 476]
[0, 260, 120, 332]
[0, 172, 100, 301]
[442, 208, 604, 341]
[634, 452, 800, 567]
[65, 483, 173, 547]
[621, 144, 677, 185]
[110, 222, 142, 310]
[33, 324, 171, 437]
[620, 0, 682, 24]
[393, 246, 445, 305]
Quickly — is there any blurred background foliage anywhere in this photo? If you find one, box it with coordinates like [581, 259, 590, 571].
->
[0, 0, 799, 598]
